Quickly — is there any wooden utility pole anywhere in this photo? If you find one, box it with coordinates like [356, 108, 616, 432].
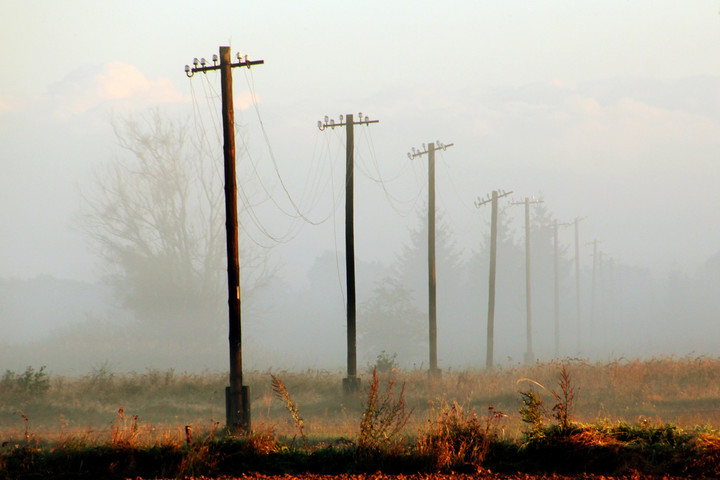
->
[511, 197, 543, 365]
[554, 219, 560, 358]
[573, 217, 585, 353]
[408, 141, 453, 377]
[552, 219, 572, 358]
[476, 189, 512, 369]
[589, 239, 600, 355]
[318, 113, 379, 394]
[185, 47, 264, 432]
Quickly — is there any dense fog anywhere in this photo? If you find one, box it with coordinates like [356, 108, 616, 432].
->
[2, 3, 720, 375]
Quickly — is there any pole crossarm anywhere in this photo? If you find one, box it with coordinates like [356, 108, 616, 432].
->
[318, 113, 379, 130]
[510, 198, 543, 207]
[186, 54, 264, 77]
[536, 221, 573, 229]
[407, 142, 454, 159]
[475, 189, 512, 208]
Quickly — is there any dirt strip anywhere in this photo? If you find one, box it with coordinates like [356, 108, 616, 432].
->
[141, 473, 687, 480]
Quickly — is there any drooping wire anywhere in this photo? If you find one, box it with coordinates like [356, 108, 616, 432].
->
[189, 68, 352, 312]
[244, 68, 333, 226]
[354, 127, 427, 218]
[324, 132, 347, 312]
[191, 75, 285, 250]
[435, 148, 479, 242]
[194, 73, 304, 248]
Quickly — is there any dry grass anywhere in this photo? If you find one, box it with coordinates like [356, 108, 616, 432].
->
[2, 356, 720, 444]
[3, 358, 720, 477]
[416, 401, 506, 471]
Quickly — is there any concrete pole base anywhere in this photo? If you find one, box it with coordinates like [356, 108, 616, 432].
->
[225, 385, 251, 433]
[342, 376, 361, 395]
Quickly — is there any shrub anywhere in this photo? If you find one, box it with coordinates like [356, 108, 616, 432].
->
[551, 364, 578, 433]
[417, 401, 505, 471]
[0, 366, 50, 398]
[519, 389, 547, 442]
[373, 351, 398, 374]
[357, 367, 412, 456]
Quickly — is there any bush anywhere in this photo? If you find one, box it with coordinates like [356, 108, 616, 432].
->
[0, 366, 50, 398]
[373, 351, 398, 374]
[519, 389, 546, 443]
[417, 401, 505, 471]
[358, 367, 412, 457]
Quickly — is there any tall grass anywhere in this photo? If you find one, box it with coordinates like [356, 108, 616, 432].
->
[3, 356, 720, 441]
[3, 358, 720, 477]
[357, 367, 412, 456]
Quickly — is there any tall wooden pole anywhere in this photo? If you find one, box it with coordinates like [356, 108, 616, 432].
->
[590, 239, 598, 354]
[185, 47, 264, 433]
[428, 142, 439, 376]
[510, 196, 542, 364]
[220, 46, 249, 433]
[574, 218, 582, 353]
[486, 191, 499, 368]
[523, 198, 534, 364]
[553, 219, 560, 358]
[318, 114, 378, 394]
[476, 189, 511, 369]
[408, 141, 452, 376]
[343, 114, 360, 393]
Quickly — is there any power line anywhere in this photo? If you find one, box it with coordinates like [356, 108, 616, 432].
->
[243, 69, 331, 226]
[354, 128, 426, 218]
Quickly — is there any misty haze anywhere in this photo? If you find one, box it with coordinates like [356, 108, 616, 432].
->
[3, 3, 720, 377]
[6, 4, 720, 479]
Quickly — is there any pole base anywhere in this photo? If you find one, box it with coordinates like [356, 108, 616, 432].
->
[225, 385, 251, 433]
[428, 367, 442, 378]
[524, 351, 535, 365]
[342, 376, 361, 395]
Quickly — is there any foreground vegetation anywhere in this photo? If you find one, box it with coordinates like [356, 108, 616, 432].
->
[2, 357, 720, 478]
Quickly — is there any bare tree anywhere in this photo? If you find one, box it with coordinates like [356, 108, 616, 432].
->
[80, 110, 270, 338]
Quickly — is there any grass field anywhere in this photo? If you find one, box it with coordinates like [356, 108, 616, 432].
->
[2, 356, 720, 478]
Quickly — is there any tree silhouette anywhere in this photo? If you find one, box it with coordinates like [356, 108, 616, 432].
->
[80, 110, 269, 339]
[359, 207, 467, 367]
[359, 275, 425, 367]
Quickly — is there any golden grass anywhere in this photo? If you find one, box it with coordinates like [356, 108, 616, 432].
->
[2, 356, 720, 445]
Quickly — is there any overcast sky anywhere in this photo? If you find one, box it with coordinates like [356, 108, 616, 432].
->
[2, 1, 720, 285]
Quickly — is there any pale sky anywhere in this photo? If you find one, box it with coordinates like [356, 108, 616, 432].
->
[2, 1, 720, 283]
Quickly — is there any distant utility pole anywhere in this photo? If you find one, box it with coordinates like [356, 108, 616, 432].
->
[511, 197, 543, 365]
[185, 47, 264, 433]
[573, 217, 585, 353]
[475, 189, 512, 369]
[552, 220, 572, 358]
[408, 141, 454, 377]
[587, 238, 601, 355]
[599, 250, 606, 353]
[318, 113, 379, 394]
